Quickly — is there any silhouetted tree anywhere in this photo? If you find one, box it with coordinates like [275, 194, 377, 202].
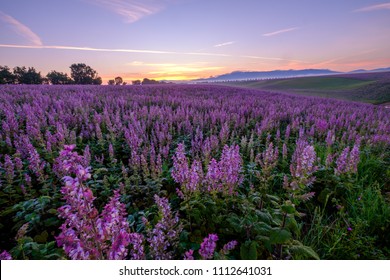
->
[42, 77, 50, 84]
[13, 66, 43, 84]
[0, 66, 15, 84]
[132, 80, 141, 85]
[142, 78, 159, 85]
[47, 70, 72, 84]
[70, 63, 102, 85]
[92, 76, 102, 85]
[108, 79, 115, 85]
[114, 76, 123, 85]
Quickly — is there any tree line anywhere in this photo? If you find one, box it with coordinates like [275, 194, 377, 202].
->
[0, 63, 102, 85]
[1, 63, 171, 85]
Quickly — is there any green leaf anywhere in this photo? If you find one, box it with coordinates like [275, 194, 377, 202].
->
[288, 243, 320, 260]
[240, 241, 258, 260]
[286, 217, 299, 235]
[266, 194, 281, 202]
[270, 228, 291, 244]
[47, 208, 57, 215]
[252, 222, 272, 235]
[44, 217, 59, 227]
[281, 205, 296, 214]
[34, 231, 48, 243]
[254, 210, 272, 223]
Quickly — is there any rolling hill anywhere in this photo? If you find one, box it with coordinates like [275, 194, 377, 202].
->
[218, 71, 390, 104]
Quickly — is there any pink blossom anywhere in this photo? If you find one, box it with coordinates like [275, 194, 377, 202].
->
[199, 233, 218, 260]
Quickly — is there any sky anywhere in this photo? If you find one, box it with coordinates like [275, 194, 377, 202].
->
[1, 0, 390, 83]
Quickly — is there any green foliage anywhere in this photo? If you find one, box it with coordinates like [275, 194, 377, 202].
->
[240, 240, 258, 260]
[0, 65, 15, 84]
[286, 241, 320, 260]
[46, 71, 73, 85]
[70, 63, 102, 85]
[10, 237, 63, 260]
[13, 66, 43, 84]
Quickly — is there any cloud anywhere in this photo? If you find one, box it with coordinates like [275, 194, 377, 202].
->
[214, 41, 235, 48]
[263, 27, 298, 37]
[0, 43, 175, 54]
[240, 55, 305, 63]
[0, 43, 304, 63]
[88, 0, 169, 23]
[0, 11, 42, 45]
[353, 2, 390, 12]
[0, 43, 233, 58]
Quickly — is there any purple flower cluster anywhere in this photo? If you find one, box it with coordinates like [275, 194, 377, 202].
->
[0, 250, 12, 260]
[128, 233, 145, 260]
[96, 190, 133, 260]
[217, 145, 243, 193]
[53, 144, 86, 178]
[147, 195, 181, 260]
[256, 142, 279, 183]
[190, 233, 238, 260]
[222, 240, 239, 255]
[171, 143, 190, 186]
[26, 143, 46, 181]
[199, 233, 219, 260]
[55, 145, 140, 260]
[172, 144, 243, 196]
[205, 145, 242, 195]
[3, 155, 14, 184]
[289, 139, 318, 189]
[335, 142, 360, 175]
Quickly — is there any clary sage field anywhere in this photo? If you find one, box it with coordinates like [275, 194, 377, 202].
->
[0, 84, 389, 260]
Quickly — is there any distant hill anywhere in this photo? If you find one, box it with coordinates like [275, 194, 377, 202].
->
[192, 67, 390, 83]
[372, 67, 390, 72]
[219, 71, 390, 104]
[195, 69, 340, 82]
[349, 67, 390, 74]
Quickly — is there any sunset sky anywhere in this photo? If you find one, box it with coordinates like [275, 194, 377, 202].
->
[1, 0, 390, 83]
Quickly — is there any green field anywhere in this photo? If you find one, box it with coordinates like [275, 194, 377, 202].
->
[222, 72, 390, 104]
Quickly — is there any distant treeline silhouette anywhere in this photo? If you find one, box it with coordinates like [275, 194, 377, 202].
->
[1, 63, 169, 85]
[0, 63, 102, 85]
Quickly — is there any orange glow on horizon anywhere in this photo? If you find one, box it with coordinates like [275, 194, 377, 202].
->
[100, 57, 390, 84]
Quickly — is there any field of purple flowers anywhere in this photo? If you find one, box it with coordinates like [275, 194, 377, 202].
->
[0, 84, 389, 260]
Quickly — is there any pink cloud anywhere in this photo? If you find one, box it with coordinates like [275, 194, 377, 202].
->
[88, 0, 170, 23]
[0, 11, 42, 45]
[353, 2, 390, 12]
[263, 27, 298, 37]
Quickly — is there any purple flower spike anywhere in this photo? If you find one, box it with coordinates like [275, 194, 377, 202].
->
[199, 233, 219, 260]
[222, 240, 238, 255]
[184, 249, 194, 260]
[0, 250, 12, 260]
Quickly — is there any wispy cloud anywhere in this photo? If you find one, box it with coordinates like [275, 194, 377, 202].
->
[0, 43, 304, 63]
[214, 41, 235, 48]
[0, 44, 175, 54]
[87, 0, 169, 23]
[353, 2, 390, 12]
[263, 27, 298, 37]
[0, 11, 42, 45]
[240, 55, 305, 63]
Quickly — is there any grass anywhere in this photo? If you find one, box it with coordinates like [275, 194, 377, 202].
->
[220, 71, 390, 104]
[239, 77, 373, 90]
